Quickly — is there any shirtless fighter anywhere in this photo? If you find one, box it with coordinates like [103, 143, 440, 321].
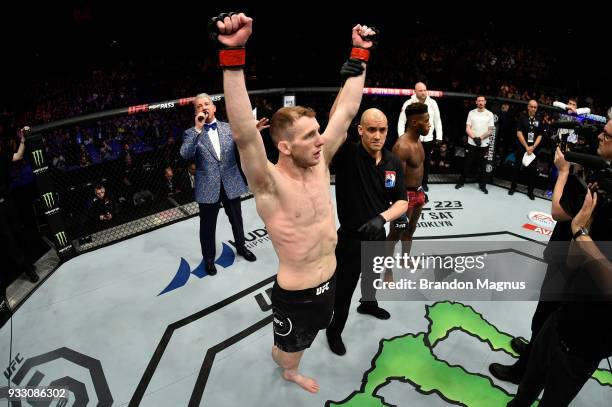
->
[387, 103, 430, 260]
[211, 12, 376, 393]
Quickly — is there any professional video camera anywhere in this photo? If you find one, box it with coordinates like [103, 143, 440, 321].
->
[559, 149, 612, 238]
[549, 120, 603, 154]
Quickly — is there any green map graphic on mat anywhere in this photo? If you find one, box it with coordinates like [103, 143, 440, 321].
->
[327, 301, 612, 407]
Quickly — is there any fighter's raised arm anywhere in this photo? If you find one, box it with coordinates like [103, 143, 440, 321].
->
[211, 13, 273, 195]
[322, 24, 378, 164]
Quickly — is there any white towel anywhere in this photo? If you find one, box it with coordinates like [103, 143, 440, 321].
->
[522, 152, 536, 167]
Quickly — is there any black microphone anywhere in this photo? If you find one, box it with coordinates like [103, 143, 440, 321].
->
[565, 151, 611, 170]
[578, 124, 602, 134]
[197, 111, 208, 122]
[549, 121, 580, 130]
[550, 122, 603, 136]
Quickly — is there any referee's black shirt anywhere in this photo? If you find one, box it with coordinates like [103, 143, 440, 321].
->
[333, 141, 406, 233]
[516, 112, 544, 147]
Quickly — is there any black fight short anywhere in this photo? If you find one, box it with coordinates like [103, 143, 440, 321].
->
[271, 274, 336, 353]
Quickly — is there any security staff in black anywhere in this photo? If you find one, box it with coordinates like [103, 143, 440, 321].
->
[509, 100, 543, 200]
[326, 108, 408, 356]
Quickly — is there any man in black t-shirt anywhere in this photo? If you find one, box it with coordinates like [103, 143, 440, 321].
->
[509, 100, 543, 200]
[327, 108, 408, 356]
[0, 125, 39, 302]
[490, 142, 572, 384]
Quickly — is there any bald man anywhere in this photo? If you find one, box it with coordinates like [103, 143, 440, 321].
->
[509, 99, 542, 200]
[327, 108, 408, 355]
[397, 82, 443, 191]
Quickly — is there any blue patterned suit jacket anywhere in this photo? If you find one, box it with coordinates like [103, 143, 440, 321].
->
[179, 120, 248, 203]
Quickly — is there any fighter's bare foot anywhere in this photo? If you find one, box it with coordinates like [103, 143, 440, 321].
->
[282, 369, 320, 393]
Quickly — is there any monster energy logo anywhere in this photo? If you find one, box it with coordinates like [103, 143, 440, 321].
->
[31, 149, 44, 167]
[55, 231, 68, 247]
[42, 192, 55, 209]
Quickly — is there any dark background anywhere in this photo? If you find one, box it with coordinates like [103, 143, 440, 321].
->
[0, 2, 608, 111]
[0, 1, 608, 276]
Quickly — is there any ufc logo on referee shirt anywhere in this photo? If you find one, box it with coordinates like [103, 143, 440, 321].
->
[316, 282, 330, 296]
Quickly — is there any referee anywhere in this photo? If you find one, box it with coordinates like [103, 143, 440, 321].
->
[327, 108, 408, 355]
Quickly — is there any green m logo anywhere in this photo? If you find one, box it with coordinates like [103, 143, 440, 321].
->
[42, 192, 55, 210]
[31, 149, 44, 167]
[55, 231, 68, 247]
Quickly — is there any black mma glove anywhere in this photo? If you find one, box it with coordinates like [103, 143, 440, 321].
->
[473, 137, 482, 146]
[340, 58, 364, 83]
[358, 214, 386, 240]
[208, 12, 246, 69]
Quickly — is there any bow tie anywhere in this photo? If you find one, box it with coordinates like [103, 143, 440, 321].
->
[204, 122, 217, 131]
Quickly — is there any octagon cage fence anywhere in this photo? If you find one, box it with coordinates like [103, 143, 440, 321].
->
[23, 86, 607, 261]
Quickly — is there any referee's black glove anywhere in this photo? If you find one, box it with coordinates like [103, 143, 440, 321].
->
[358, 214, 386, 240]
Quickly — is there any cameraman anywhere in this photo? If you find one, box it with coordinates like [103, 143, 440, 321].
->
[490, 120, 611, 386]
[508, 189, 611, 406]
[490, 145, 573, 384]
[553, 118, 611, 224]
[553, 97, 591, 146]
[506, 120, 612, 406]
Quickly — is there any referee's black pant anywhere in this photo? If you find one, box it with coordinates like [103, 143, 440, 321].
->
[327, 228, 383, 338]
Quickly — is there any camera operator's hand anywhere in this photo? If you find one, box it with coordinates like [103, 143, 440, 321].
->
[571, 187, 598, 236]
[554, 146, 570, 173]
